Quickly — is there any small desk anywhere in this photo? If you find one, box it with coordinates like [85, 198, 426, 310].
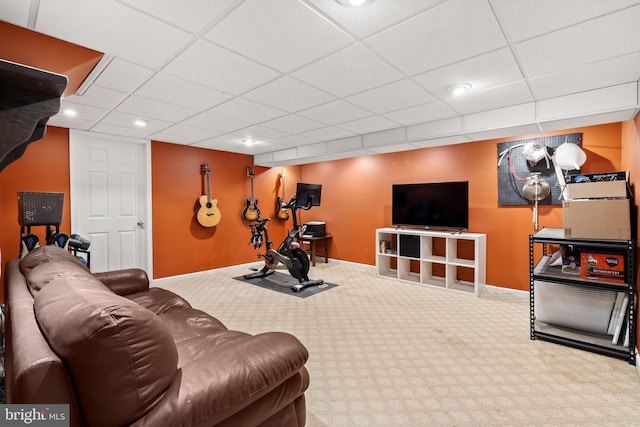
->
[299, 235, 332, 266]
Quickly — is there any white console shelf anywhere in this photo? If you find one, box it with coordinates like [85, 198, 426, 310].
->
[376, 228, 487, 296]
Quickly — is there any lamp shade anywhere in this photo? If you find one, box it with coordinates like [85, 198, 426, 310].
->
[554, 143, 586, 170]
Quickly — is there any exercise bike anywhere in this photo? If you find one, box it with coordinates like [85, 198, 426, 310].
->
[243, 187, 324, 293]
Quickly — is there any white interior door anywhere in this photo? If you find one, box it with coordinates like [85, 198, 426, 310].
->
[69, 130, 149, 273]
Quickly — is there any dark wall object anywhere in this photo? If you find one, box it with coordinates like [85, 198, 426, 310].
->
[0, 59, 68, 172]
[497, 133, 582, 206]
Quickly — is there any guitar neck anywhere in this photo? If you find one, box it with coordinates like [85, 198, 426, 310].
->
[206, 171, 211, 203]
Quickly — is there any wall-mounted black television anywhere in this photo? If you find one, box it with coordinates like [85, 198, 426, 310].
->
[392, 181, 469, 230]
[296, 182, 322, 208]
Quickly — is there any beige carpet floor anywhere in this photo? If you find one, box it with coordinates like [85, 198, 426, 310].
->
[157, 261, 640, 427]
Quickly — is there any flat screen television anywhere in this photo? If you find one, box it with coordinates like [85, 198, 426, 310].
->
[392, 181, 469, 230]
[296, 183, 322, 208]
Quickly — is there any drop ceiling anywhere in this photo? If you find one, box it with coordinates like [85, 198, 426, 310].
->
[3, 0, 640, 167]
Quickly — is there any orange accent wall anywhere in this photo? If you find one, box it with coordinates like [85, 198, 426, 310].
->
[300, 124, 623, 291]
[0, 21, 103, 97]
[0, 122, 627, 300]
[0, 127, 71, 293]
[150, 141, 302, 278]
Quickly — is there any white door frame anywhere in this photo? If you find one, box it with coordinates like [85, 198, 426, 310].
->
[69, 130, 153, 278]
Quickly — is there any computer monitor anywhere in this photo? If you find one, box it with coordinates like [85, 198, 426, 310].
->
[295, 183, 322, 208]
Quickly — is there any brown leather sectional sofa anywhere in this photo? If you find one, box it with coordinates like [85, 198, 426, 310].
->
[4, 245, 310, 426]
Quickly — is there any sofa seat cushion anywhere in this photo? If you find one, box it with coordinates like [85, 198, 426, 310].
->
[34, 275, 178, 427]
[158, 308, 227, 343]
[132, 331, 309, 426]
[19, 245, 95, 296]
[126, 287, 193, 314]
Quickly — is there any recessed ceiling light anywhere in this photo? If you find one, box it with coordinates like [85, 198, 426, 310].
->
[446, 83, 472, 96]
[63, 109, 77, 117]
[335, 0, 373, 6]
[242, 139, 260, 146]
[133, 119, 149, 128]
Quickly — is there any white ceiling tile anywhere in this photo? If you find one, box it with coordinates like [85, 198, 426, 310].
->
[35, 0, 192, 68]
[262, 114, 326, 134]
[297, 142, 328, 157]
[58, 100, 108, 122]
[414, 48, 523, 97]
[135, 73, 232, 111]
[490, 0, 640, 43]
[346, 79, 436, 114]
[529, 52, 640, 100]
[193, 134, 244, 150]
[366, 0, 506, 75]
[306, 0, 446, 38]
[163, 39, 281, 95]
[273, 148, 299, 162]
[407, 117, 463, 140]
[151, 124, 218, 144]
[297, 100, 372, 125]
[100, 111, 172, 133]
[272, 134, 322, 147]
[516, 5, 640, 77]
[299, 126, 356, 141]
[118, 0, 238, 34]
[208, 97, 287, 123]
[465, 124, 541, 142]
[234, 125, 290, 142]
[368, 143, 419, 154]
[205, 0, 353, 72]
[337, 115, 400, 134]
[330, 149, 374, 159]
[64, 86, 127, 110]
[91, 122, 154, 139]
[116, 95, 198, 122]
[411, 135, 472, 148]
[382, 101, 458, 126]
[538, 109, 640, 132]
[47, 116, 95, 131]
[445, 80, 534, 115]
[182, 112, 249, 133]
[242, 76, 335, 113]
[1, 0, 31, 26]
[537, 83, 638, 121]
[292, 43, 404, 97]
[464, 103, 536, 132]
[326, 136, 362, 153]
[363, 127, 406, 147]
[93, 58, 153, 93]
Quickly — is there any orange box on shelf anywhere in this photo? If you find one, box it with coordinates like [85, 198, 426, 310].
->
[580, 251, 626, 284]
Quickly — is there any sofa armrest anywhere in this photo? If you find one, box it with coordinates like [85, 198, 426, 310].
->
[93, 268, 149, 296]
[134, 332, 309, 426]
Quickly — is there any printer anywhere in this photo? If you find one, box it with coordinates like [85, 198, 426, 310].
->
[303, 221, 326, 237]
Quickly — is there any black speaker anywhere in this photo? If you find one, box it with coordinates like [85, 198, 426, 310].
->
[399, 234, 420, 258]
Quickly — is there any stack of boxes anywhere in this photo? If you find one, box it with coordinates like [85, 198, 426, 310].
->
[563, 172, 630, 241]
[562, 172, 630, 282]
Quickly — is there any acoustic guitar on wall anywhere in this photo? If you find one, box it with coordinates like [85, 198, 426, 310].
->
[242, 167, 260, 222]
[275, 169, 289, 221]
[196, 163, 221, 227]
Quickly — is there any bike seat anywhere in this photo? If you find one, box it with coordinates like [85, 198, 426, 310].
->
[256, 217, 270, 224]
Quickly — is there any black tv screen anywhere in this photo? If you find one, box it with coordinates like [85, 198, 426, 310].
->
[392, 181, 469, 230]
[296, 183, 322, 208]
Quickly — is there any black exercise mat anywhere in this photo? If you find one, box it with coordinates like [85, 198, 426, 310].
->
[233, 270, 337, 298]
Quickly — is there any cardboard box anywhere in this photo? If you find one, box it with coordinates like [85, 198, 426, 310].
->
[563, 198, 631, 240]
[580, 251, 625, 284]
[566, 180, 628, 200]
[568, 171, 627, 183]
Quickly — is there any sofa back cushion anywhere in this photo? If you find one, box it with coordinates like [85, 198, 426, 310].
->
[34, 275, 178, 427]
[20, 245, 96, 296]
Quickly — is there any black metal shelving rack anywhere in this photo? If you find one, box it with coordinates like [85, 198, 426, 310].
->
[530, 227, 636, 364]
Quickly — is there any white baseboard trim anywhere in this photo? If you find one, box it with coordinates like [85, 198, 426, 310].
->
[150, 261, 258, 287]
[484, 284, 530, 299]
